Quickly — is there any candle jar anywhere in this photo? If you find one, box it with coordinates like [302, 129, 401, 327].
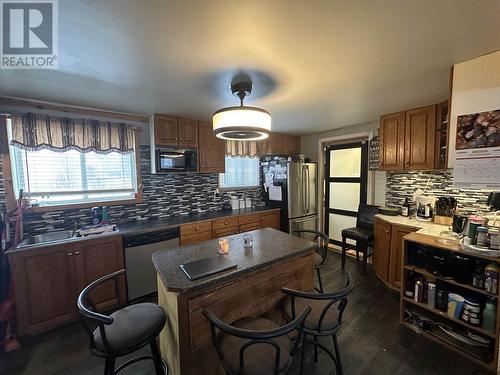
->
[219, 238, 229, 254]
[243, 234, 253, 248]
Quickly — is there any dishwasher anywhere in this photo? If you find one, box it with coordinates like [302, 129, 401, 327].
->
[124, 227, 180, 302]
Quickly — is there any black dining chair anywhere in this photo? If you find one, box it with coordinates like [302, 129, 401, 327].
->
[203, 306, 311, 375]
[77, 269, 167, 375]
[281, 270, 354, 375]
[341, 204, 379, 275]
[294, 230, 329, 293]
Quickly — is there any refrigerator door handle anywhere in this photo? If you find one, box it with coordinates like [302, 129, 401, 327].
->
[306, 166, 311, 213]
[302, 165, 307, 214]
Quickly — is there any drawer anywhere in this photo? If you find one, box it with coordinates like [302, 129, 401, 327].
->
[212, 216, 239, 230]
[238, 222, 260, 233]
[238, 213, 260, 225]
[180, 231, 212, 245]
[180, 221, 212, 236]
[212, 226, 239, 238]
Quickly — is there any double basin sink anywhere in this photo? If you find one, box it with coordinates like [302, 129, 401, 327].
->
[18, 230, 79, 247]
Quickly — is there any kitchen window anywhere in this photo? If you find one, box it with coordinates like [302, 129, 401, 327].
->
[6, 117, 139, 208]
[219, 156, 260, 189]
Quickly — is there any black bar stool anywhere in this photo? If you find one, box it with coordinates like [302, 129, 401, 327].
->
[294, 230, 329, 293]
[281, 270, 354, 375]
[341, 204, 379, 275]
[77, 269, 167, 375]
[203, 306, 311, 375]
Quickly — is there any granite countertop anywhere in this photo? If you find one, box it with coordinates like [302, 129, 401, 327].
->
[152, 227, 316, 293]
[375, 214, 450, 237]
[118, 206, 280, 236]
[7, 207, 281, 254]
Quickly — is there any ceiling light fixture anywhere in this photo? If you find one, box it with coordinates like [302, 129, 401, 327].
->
[212, 80, 271, 141]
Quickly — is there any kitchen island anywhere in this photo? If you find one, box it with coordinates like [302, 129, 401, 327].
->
[152, 228, 317, 375]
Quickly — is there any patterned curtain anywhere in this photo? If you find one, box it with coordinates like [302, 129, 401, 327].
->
[225, 140, 266, 157]
[10, 112, 136, 154]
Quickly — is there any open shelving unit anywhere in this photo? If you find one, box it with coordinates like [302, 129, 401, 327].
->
[400, 232, 500, 373]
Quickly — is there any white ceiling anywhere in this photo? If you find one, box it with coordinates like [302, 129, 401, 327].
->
[1, 0, 499, 135]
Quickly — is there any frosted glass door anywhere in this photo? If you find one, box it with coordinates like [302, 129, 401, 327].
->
[325, 142, 368, 245]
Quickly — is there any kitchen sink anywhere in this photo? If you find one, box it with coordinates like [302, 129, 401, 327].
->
[18, 230, 78, 247]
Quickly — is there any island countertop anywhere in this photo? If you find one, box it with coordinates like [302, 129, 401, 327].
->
[152, 227, 317, 293]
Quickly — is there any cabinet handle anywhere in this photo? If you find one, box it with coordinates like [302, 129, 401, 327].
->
[249, 218, 253, 221]
[74, 251, 80, 255]
[67, 252, 74, 256]
[195, 226, 199, 231]
[386, 230, 390, 234]
[179, 137, 183, 140]
[224, 221, 228, 225]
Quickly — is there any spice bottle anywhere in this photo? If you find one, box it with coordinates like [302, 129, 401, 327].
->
[427, 283, 436, 309]
[485, 263, 499, 294]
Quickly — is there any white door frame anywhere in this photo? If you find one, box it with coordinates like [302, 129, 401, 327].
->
[316, 131, 374, 233]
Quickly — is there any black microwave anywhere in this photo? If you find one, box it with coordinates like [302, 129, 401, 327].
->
[156, 148, 198, 172]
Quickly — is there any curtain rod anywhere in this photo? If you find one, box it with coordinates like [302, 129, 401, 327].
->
[0, 95, 149, 124]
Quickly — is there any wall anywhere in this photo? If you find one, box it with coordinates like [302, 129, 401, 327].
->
[2, 146, 263, 237]
[300, 121, 379, 162]
[448, 50, 500, 167]
[385, 170, 491, 214]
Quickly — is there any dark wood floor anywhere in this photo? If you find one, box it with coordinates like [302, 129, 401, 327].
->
[0, 253, 490, 375]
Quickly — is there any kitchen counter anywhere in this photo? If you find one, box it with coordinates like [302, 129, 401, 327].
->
[7, 206, 280, 253]
[375, 214, 450, 237]
[152, 227, 316, 293]
[154, 228, 316, 375]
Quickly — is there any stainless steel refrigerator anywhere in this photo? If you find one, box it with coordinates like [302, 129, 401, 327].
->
[262, 160, 318, 234]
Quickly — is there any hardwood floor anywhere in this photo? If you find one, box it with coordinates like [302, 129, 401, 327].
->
[0, 253, 489, 375]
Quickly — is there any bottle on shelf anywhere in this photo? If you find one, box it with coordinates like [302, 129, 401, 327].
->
[405, 271, 416, 299]
[483, 299, 496, 333]
[401, 198, 410, 217]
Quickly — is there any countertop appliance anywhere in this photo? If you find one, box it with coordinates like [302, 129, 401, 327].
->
[124, 227, 180, 302]
[262, 160, 317, 234]
[156, 148, 197, 172]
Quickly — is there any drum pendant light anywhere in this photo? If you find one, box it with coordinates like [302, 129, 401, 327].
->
[212, 80, 271, 141]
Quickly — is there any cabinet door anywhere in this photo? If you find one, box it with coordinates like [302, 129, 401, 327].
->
[181, 231, 212, 245]
[434, 100, 449, 169]
[239, 223, 260, 233]
[388, 225, 417, 289]
[260, 211, 280, 230]
[404, 105, 436, 170]
[269, 133, 287, 155]
[74, 236, 126, 311]
[178, 118, 199, 148]
[372, 218, 392, 281]
[198, 121, 225, 173]
[379, 112, 405, 170]
[285, 136, 300, 155]
[9, 244, 77, 335]
[155, 115, 178, 146]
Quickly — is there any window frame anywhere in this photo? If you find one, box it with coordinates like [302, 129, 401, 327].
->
[0, 115, 143, 212]
[218, 156, 260, 191]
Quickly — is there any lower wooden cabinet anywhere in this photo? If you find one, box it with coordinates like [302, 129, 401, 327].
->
[8, 235, 125, 336]
[373, 218, 392, 281]
[373, 218, 417, 290]
[179, 209, 281, 245]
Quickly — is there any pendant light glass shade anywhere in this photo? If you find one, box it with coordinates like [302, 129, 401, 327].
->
[212, 106, 271, 140]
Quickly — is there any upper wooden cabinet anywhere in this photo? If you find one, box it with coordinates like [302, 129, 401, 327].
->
[8, 235, 125, 336]
[379, 112, 405, 170]
[261, 133, 300, 155]
[198, 121, 225, 173]
[178, 118, 198, 148]
[379, 104, 441, 171]
[404, 105, 436, 170]
[154, 115, 178, 146]
[154, 114, 198, 148]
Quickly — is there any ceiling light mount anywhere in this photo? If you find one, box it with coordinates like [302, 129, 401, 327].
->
[212, 78, 271, 141]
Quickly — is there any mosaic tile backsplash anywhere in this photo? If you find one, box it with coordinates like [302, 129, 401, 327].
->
[385, 170, 492, 214]
[0, 146, 263, 236]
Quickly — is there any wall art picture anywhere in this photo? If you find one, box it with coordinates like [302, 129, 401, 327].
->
[456, 109, 500, 149]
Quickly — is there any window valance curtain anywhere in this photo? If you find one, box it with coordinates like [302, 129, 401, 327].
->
[225, 140, 265, 158]
[10, 112, 136, 154]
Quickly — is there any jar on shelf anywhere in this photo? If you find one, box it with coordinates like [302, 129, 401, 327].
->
[483, 299, 497, 333]
[476, 226, 489, 247]
[485, 263, 499, 294]
[489, 228, 499, 250]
